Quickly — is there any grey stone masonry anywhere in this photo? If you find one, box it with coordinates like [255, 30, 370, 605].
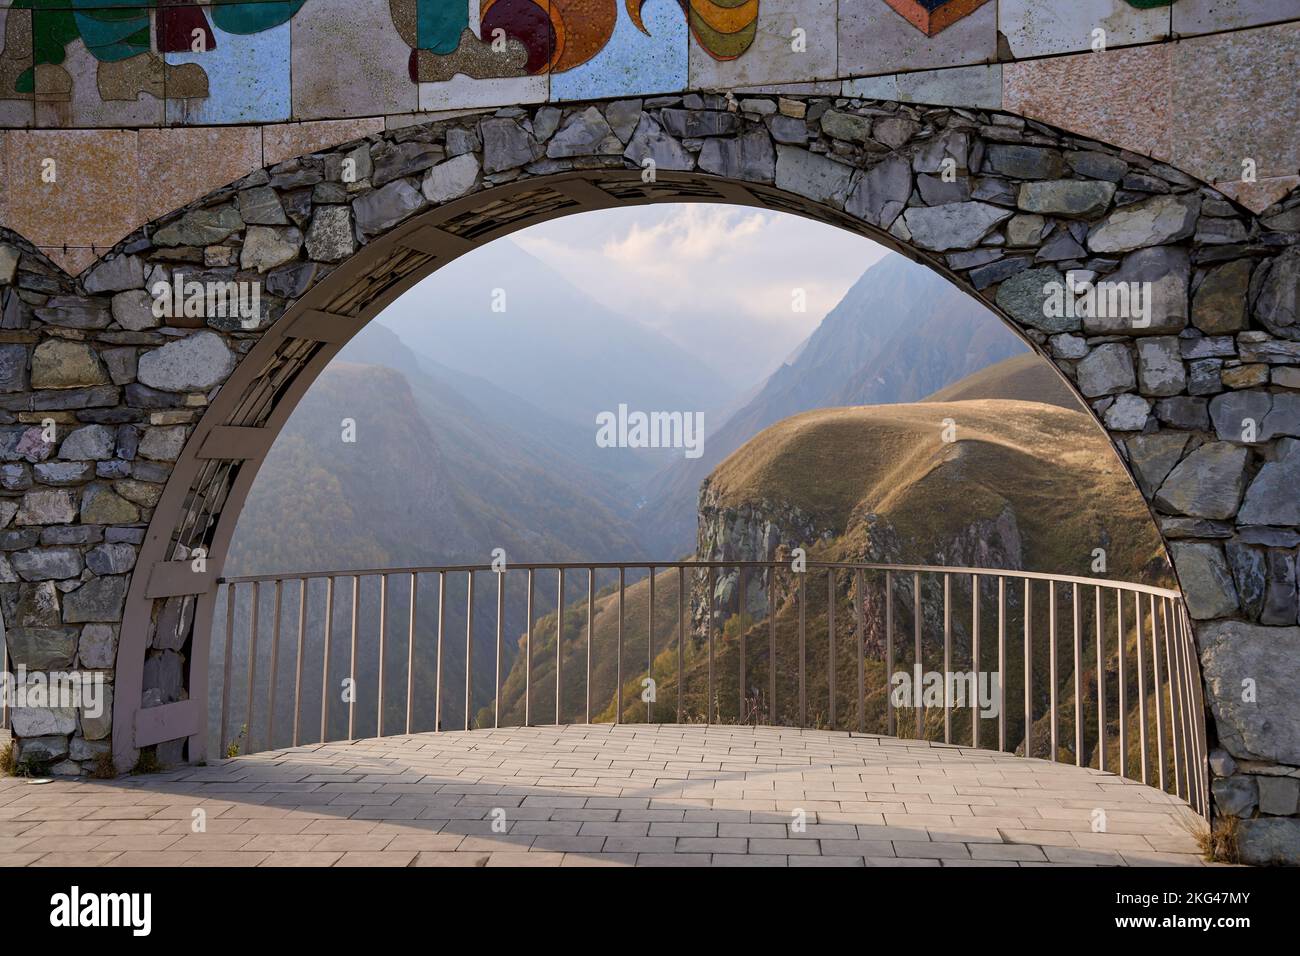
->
[1, 95, 1297, 860]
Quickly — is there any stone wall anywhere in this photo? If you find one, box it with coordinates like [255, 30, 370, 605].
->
[0, 5, 1296, 272]
[0, 93, 1297, 861]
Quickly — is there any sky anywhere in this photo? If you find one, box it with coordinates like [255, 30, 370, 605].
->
[431, 203, 889, 387]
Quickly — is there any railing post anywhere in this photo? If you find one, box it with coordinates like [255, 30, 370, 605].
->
[1095, 585, 1105, 773]
[913, 571, 922, 739]
[739, 567, 746, 724]
[885, 570, 894, 737]
[1185, 604, 1209, 817]
[320, 576, 334, 743]
[588, 567, 595, 725]
[1149, 593, 1167, 793]
[1072, 582, 1082, 767]
[769, 564, 777, 726]
[495, 570, 505, 729]
[943, 573, 951, 744]
[675, 566, 683, 725]
[828, 567, 836, 730]
[377, 573, 387, 738]
[1117, 588, 1127, 778]
[557, 568, 566, 726]
[248, 581, 261, 752]
[617, 567, 626, 723]
[406, 573, 417, 736]
[348, 576, 358, 741]
[797, 568, 806, 729]
[646, 566, 653, 724]
[1163, 597, 1185, 801]
[464, 570, 475, 731]
[525, 568, 534, 727]
[1048, 581, 1057, 761]
[435, 571, 445, 733]
[998, 576, 1006, 753]
[220, 583, 235, 758]
[1176, 604, 1197, 808]
[971, 573, 979, 749]
[855, 568, 865, 735]
[293, 578, 306, 747]
[1134, 591, 1149, 785]
[1023, 579, 1031, 759]
[706, 565, 715, 724]
[266, 578, 282, 750]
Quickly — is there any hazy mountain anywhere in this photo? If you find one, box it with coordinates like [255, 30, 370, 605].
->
[227, 325, 645, 575]
[636, 254, 1028, 555]
[488, 382, 1172, 734]
[376, 239, 739, 470]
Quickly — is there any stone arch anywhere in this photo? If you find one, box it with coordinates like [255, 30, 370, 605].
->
[3, 97, 1298, 854]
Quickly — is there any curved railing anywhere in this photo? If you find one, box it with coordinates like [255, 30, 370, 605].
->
[211, 560, 1208, 818]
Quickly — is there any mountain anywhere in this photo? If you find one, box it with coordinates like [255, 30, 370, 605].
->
[221, 325, 656, 740]
[488, 379, 1173, 737]
[227, 331, 644, 574]
[697, 400, 1169, 583]
[635, 253, 1029, 555]
[375, 238, 739, 476]
[923, 353, 1083, 410]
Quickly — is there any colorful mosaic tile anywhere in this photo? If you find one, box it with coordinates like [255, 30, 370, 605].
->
[34, 36, 164, 128]
[291, 0, 416, 120]
[551, 2, 686, 100]
[164, 7, 294, 124]
[998, 0, 1171, 59]
[0, 6, 33, 125]
[883, 0, 992, 37]
[403, 0, 550, 82]
[1173, 0, 1300, 37]
[689, 0, 835, 90]
[1003, 44, 1173, 162]
[838, 0, 996, 77]
[19, 5, 165, 127]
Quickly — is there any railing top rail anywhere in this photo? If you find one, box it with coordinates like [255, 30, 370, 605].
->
[219, 560, 1183, 600]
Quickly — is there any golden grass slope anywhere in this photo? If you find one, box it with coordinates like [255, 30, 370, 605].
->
[706, 398, 1170, 583]
[922, 352, 1084, 410]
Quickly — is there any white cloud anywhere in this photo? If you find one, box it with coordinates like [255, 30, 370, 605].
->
[510, 204, 889, 385]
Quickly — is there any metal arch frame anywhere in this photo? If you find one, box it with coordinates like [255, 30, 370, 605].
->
[110, 165, 1190, 770]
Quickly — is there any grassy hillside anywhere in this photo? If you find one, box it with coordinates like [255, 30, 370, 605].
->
[705, 399, 1168, 581]
[489, 391, 1175, 759]
[922, 353, 1083, 411]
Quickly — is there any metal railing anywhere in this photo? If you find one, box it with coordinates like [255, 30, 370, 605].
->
[211, 560, 1208, 817]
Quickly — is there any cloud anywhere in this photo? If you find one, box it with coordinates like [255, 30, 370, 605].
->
[510, 203, 889, 385]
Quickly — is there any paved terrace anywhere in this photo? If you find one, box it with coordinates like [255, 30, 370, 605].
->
[0, 725, 1211, 867]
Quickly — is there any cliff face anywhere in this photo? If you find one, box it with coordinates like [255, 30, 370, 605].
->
[695, 472, 1027, 657]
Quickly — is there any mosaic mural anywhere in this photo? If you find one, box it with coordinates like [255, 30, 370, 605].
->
[0, 0, 1215, 116]
[1, 0, 1296, 271]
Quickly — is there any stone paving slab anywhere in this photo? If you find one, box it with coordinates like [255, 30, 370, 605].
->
[0, 725, 1213, 867]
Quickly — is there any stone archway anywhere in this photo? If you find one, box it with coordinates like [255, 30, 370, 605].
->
[2, 95, 1297, 859]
